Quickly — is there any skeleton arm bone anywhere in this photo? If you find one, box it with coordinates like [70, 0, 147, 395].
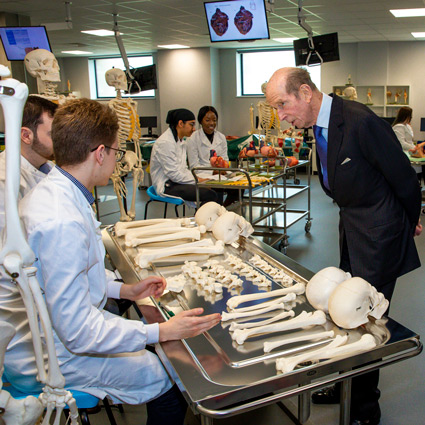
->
[264, 330, 335, 353]
[227, 282, 305, 310]
[125, 224, 205, 242]
[232, 310, 327, 345]
[115, 218, 190, 236]
[222, 305, 293, 322]
[275, 334, 376, 373]
[126, 228, 203, 247]
[230, 293, 296, 313]
[229, 310, 296, 331]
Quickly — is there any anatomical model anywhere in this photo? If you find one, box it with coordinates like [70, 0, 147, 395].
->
[256, 82, 283, 146]
[343, 86, 357, 101]
[24, 49, 61, 102]
[0, 65, 79, 424]
[105, 67, 143, 221]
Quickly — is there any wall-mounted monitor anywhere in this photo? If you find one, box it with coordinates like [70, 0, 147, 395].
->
[293, 32, 339, 66]
[204, 0, 270, 43]
[127, 64, 157, 95]
[0, 26, 52, 61]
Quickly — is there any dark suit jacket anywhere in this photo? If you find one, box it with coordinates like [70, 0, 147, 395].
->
[316, 94, 421, 288]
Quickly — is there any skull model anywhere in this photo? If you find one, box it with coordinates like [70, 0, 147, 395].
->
[328, 277, 389, 329]
[306, 266, 351, 313]
[195, 202, 226, 231]
[211, 211, 254, 244]
[105, 68, 127, 91]
[24, 49, 60, 82]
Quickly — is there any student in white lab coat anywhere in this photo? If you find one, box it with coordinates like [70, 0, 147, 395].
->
[17, 99, 221, 424]
[150, 108, 221, 204]
[0, 96, 57, 389]
[187, 106, 239, 207]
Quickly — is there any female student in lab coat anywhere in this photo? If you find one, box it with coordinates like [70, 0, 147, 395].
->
[150, 108, 221, 204]
[187, 106, 238, 207]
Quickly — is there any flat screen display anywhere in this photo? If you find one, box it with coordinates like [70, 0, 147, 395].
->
[293, 32, 339, 66]
[0, 26, 52, 61]
[204, 0, 270, 42]
[127, 64, 157, 94]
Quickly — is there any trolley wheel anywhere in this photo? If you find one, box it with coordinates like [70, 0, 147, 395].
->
[294, 178, 300, 185]
[278, 236, 289, 254]
[305, 220, 312, 233]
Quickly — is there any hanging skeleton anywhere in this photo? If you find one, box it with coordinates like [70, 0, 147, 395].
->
[105, 68, 143, 221]
[256, 82, 283, 146]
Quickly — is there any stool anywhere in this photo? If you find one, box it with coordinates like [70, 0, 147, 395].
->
[144, 185, 185, 219]
[2, 379, 118, 425]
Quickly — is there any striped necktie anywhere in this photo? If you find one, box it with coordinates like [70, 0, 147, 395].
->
[313, 125, 329, 190]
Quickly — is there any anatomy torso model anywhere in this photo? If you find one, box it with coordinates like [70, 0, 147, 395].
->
[106, 68, 143, 221]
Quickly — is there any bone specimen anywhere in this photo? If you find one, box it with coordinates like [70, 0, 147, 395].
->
[229, 310, 296, 331]
[227, 282, 305, 310]
[211, 211, 254, 244]
[135, 240, 224, 268]
[264, 330, 335, 353]
[232, 310, 327, 345]
[249, 254, 294, 287]
[195, 202, 226, 230]
[328, 277, 389, 329]
[275, 334, 376, 374]
[230, 293, 296, 313]
[124, 224, 193, 242]
[306, 266, 351, 313]
[115, 218, 190, 236]
[166, 273, 187, 293]
[126, 227, 203, 247]
[222, 304, 292, 322]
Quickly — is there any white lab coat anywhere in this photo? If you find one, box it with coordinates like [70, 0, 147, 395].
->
[0, 152, 54, 389]
[14, 168, 172, 404]
[393, 123, 421, 173]
[186, 129, 229, 169]
[150, 128, 194, 196]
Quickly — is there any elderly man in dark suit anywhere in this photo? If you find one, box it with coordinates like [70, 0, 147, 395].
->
[266, 67, 422, 425]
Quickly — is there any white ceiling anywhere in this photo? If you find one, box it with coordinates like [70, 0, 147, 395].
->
[1, 0, 425, 57]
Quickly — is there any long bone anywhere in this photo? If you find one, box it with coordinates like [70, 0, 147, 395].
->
[229, 310, 296, 331]
[115, 218, 190, 236]
[126, 227, 202, 247]
[135, 240, 224, 268]
[222, 304, 293, 322]
[230, 293, 296, 313]
[275, 334, 376, 374]
[264, 330, 335, 353]
[124, 223, 185, 240]
[227, 282, 305, 310]
[232, 310, 327, 345]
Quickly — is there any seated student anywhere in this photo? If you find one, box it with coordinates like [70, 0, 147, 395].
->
[187, 106, 239, 207]
[150, 108, 221, 205]
[17, 99, 221, 424]
[0, 95, 57, 386]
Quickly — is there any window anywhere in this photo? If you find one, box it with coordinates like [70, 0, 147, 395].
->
[237, 49, 321, 96]
[90, 55, 155, 98]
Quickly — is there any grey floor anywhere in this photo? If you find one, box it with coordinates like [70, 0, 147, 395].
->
[82, 172, 425, 425]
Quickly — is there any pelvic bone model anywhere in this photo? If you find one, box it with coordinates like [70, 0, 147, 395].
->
[211, 211, 254, 244]
[195, 202, 227, 231]
[24, 49, 61, 101]
[106, 67, 143, 221]
[328, 277, 389, 329]
[256, 82, 283, 146]
[306, 266, 351, 313]
[0, 65, 79, 424]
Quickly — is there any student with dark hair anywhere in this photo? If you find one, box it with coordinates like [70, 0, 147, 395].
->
[150, 108, 220, 204]
[13, 99, 220, 425]
[187, 106, 238, 207]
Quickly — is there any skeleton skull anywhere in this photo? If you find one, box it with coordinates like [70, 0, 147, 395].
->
[195, 202, 226, 231]
[328, 277, 389, 329]
[306, 266, 351, 313]
[211, 211, 254, 244]
[24, 49, 60, 82]
[105, 67, 127, 91]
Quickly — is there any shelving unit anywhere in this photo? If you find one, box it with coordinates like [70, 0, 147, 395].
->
[332, 84, 410, 117]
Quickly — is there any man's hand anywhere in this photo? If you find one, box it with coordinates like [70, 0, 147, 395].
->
[158, 308, 221, 342]
[120, 276, 166, 301]
[414, 219, 422, 237]
[198, 177, 210, 183]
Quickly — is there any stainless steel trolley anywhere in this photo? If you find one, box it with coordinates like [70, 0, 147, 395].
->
[102, 227, 422, 425]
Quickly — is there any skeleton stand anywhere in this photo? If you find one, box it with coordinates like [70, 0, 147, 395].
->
[0, 67, 79, 425]
[108, 89, 143, 221]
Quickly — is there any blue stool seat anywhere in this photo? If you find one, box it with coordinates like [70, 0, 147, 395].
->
[144, 185, 185, 219]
